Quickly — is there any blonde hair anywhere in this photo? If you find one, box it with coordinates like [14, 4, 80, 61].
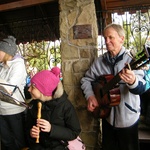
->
[104, 23, 125, 38]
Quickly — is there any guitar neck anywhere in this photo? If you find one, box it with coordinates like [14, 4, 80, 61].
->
[101, 45, 150, 95]
[102, 58, 150, 95]
[102, 62, 135, 95]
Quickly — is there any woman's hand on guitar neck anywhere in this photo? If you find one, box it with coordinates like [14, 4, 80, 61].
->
[87, 96, 99, 112]
[119, 68, 136, 85]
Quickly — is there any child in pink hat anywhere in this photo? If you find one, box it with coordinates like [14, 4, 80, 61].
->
[30, 67, 60, 97]
[25, 67, 81, 150]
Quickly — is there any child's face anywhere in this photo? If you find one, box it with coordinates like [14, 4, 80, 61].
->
[28, 84, 42, 99]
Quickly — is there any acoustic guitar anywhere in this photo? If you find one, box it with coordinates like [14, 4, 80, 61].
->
[92, 45, 150, 118]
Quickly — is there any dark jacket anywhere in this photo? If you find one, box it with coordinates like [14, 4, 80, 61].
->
[25, 83, 81, 150]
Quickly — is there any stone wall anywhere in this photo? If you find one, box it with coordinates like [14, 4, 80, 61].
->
[59, 0, 101, 149]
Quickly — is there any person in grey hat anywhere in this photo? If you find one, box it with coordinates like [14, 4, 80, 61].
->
[0, 36, 27, 150]
[0, 36, 17, 56]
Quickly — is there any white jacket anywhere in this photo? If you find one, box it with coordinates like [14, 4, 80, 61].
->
[0, 55, 27, 115]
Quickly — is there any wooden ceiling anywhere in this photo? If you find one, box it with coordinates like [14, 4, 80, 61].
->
[101, 0, 150, 11]
[0, 0, 59, 43]
[98, 0, 150, 28]
[1, 0, 149, 12]
[0, 0, 149, 43]
[0, 0, 55, 11]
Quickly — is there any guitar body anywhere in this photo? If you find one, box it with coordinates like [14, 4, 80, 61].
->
[92, 75, 121, 118]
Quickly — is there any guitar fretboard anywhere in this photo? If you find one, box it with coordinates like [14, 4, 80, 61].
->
[102, 53, 150, 95]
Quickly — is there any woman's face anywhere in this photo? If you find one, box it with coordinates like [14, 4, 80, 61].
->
[0, 51, 6, 62]
[28, 84, 42, 99]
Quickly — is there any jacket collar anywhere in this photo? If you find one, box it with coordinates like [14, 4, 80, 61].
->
[103, 46, 126, 64]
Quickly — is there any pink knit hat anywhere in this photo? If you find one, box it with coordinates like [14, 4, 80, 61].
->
[31, 67, 60, 96]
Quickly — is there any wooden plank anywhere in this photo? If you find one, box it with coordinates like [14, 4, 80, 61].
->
[0, 0, 55, 11]
[103, 0, 150, 10]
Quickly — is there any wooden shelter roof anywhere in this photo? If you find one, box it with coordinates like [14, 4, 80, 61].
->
[0, 0, 149, 43]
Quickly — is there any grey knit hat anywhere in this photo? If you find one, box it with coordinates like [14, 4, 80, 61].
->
[0, 36, 17, 56]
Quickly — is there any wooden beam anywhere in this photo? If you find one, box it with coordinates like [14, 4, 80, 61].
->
[0, 0, 56, 12]
[101, 0, 150, 11]
[100, 0, 150, 27]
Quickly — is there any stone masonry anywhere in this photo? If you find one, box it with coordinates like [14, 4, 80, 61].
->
[59, 0, 101, 149]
